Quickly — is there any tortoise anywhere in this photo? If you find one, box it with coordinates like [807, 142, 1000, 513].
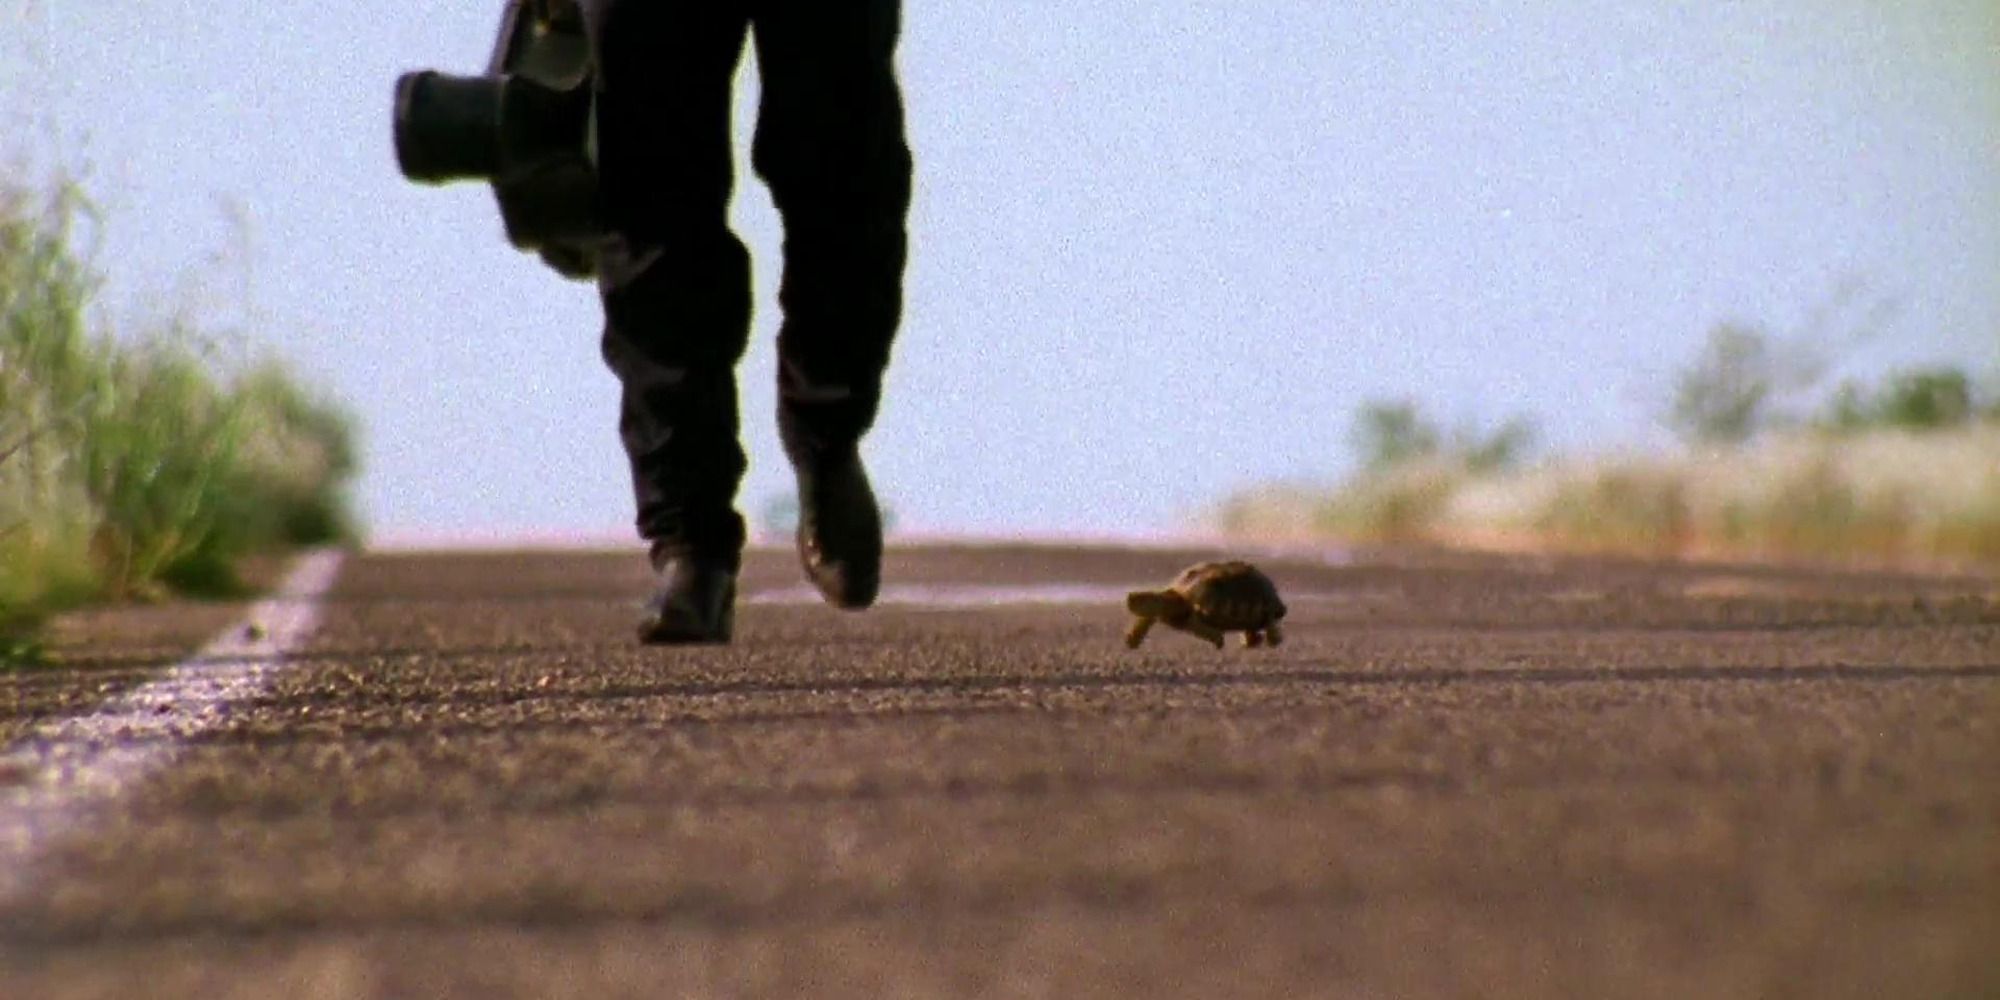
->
[1125, 560, 1287, 649]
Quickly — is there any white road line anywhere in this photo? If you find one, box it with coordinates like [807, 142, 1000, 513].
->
[0, 549, 346, 901]
[746, 583, 1142, 607]
[745, 583, 1349, 608]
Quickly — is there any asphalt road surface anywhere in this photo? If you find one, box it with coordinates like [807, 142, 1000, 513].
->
[3, 542, 1996, 999]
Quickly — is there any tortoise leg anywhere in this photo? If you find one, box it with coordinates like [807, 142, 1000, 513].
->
[1244, 630, 1264, 648]
[1187, 621, 1226, 648]
[1264, 623, 1284, 647]
[1124, 615, 1155, 649]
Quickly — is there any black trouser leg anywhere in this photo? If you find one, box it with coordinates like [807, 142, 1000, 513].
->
[749, 0, 914, 463]
[586, 0, 753, 560]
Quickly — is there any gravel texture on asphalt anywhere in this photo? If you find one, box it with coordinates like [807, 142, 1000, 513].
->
[3, 543, 1997, 998]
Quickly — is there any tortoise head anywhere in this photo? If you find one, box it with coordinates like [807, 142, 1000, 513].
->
[1126, 589, 1192, 621]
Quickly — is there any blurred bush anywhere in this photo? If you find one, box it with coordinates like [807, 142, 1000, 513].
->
[1, 175, 357, 648]
[1215, 342, 1999, 568]
[1820, 367, 1983, 433]
[1352, 399, 1537, 475]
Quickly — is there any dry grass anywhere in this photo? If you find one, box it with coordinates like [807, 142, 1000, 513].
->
[1216, 426, 2000, 570]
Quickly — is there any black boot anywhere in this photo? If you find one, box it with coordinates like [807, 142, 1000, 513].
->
[793, 449, 882, 609]
[638, 544, 738, 644]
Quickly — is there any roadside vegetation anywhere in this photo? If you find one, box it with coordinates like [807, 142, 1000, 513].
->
[0, 176, 358, 661]
[1216, 320, 2000, 569]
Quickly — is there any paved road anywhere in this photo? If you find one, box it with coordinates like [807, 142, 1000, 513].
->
[3, 543, 1997, 998]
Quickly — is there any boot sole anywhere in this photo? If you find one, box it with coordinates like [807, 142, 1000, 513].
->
[636, 584, 737, 644]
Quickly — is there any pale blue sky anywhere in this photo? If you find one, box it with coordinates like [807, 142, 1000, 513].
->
[6, 1, 1997, 541]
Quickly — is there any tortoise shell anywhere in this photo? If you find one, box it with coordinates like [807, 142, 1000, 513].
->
[1170, 560, 1287, 629]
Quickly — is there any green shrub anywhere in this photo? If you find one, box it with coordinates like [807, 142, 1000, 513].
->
[1351, 399, 1538, 474]
[0, 172, 358, 624]
[219, 360, 359, 546]
[1820, 367, 1982, 434]
[1, 180, 99, 623]
[78, 331, 252, 596]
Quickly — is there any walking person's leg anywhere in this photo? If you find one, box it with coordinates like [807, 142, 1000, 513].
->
[584, 0, 755, 641]
[750, 0, 914, 608]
